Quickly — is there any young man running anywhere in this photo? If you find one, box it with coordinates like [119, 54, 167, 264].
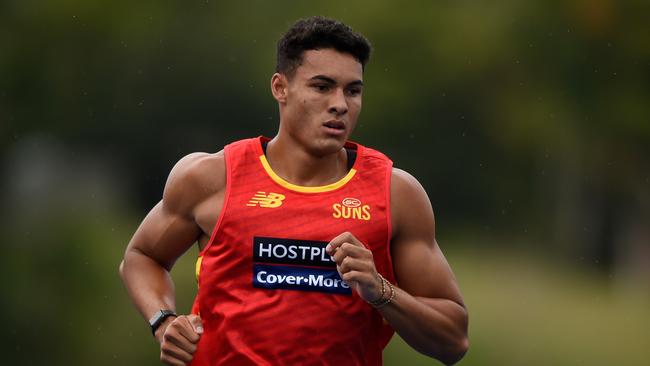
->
[120, 16, 469, 366]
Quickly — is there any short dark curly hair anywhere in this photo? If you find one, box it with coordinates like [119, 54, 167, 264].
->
[276, 16, 372, 77]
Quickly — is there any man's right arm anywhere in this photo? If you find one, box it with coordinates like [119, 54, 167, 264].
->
[119, 151, 225, 364]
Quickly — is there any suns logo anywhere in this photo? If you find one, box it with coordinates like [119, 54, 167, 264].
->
[332, 197, 371, 221]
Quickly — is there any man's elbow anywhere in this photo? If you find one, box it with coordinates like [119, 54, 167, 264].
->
[441, 335, 469, 365]
[419, 331, 469, 365]
[448, 304, 470, 364]
[428, 319, 469, 365]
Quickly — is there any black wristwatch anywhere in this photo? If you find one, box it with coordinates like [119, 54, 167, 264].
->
[149, 309, 177, 336]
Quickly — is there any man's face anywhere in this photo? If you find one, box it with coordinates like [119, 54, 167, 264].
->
[275, 48, 364, 156]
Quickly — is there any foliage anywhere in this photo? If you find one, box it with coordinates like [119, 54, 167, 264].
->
[1, 1, 648, 364]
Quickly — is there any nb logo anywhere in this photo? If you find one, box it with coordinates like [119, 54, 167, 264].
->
[247, 191, 286, 208]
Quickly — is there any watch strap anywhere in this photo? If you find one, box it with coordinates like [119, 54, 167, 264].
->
[149, 309, 177, 336]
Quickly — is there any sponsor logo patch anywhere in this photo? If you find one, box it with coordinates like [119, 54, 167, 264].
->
[246, 191, 285, 208]
[252, 236, 351, 295]
[253, 264, 350, 295]
[332, 197, 371, 221]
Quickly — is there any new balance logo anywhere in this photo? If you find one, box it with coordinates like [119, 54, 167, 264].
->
[246, 191, 286, 208]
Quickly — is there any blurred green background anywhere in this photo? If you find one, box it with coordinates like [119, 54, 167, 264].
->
[1, 0, 649, 365]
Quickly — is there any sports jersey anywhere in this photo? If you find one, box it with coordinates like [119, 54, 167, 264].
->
[189, 136, 395, 366]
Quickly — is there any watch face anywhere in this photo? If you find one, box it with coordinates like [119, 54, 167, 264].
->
[149, 310, 176, 329]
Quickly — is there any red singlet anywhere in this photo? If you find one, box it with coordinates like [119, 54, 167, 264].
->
[190, 136, 395, 366]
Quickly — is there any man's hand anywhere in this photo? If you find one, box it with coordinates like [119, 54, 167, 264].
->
[156, 314, 203, 366]
[326, 232, 383, 303]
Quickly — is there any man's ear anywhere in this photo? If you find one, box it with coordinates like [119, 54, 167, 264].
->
[271, 73, 289, 103]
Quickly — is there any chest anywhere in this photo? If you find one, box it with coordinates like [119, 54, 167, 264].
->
[228, 188, 380, 237]
[199, 188, 392, 297]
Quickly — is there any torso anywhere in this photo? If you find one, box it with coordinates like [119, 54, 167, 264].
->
[188, 137, 395, 366]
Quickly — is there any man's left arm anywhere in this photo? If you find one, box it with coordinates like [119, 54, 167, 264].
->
[327, 168, 468, 365]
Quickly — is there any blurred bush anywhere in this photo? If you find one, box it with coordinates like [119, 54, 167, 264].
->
[1, 1, 648, 364]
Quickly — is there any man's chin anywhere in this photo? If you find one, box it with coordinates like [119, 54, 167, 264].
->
[309, 136, 348, 157]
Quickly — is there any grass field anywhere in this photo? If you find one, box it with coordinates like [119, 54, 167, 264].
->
[383, 246, 650, 365]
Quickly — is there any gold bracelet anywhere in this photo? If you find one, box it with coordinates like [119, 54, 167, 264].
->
[373, 280, 395, 308]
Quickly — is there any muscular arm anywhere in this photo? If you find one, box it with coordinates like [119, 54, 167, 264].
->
[382, 168, 468, 364]
[119, 151, 225, 340]
[327, 167, 468, 364]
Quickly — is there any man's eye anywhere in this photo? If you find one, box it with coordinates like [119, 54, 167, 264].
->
[347, 88, 361, 96]
[314, 84, 330, 92]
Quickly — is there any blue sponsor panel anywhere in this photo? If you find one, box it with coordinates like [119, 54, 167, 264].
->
[253, 236, 335, 268]
[253, 264, 352, 295]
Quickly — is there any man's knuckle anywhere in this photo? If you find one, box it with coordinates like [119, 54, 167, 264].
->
[188, 334, 200, 343]
[167, 333, 180, 344]
[163, 331, 175, 342]
[161, 343, 173, 353]
[341, 257, 353, 269]
[172, 315, 186, 326]
[180, 352, 193, 363]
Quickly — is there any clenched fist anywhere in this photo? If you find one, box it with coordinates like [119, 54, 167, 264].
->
[326, 232, 383, 303]
[156, 314, 203, 366]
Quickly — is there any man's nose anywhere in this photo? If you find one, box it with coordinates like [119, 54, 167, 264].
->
[328, 88, 348, 116]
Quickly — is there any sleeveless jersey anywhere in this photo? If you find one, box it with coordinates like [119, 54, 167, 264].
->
[190, 136, 395, 366]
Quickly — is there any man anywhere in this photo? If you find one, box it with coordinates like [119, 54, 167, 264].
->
[120, 16, 468, 366]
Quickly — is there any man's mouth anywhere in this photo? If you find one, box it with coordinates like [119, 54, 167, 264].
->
[323, 120, 345, 130]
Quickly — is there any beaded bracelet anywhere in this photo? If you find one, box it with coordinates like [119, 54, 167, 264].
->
[368, 273, 395, 308]
[373, 280, 395, 308]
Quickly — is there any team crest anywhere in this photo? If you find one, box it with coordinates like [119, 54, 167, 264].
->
[332, 197, 371, 221]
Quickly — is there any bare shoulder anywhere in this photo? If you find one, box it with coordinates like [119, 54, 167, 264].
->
[163, 150, 226, 217]
[391, 168, 428, 200]
[390, 167, 436, 241]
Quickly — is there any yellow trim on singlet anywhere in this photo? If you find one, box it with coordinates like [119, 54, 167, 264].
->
[259, 154, 357, 193]
[195, 256, 203, 283]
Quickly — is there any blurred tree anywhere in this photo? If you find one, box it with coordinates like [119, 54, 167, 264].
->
[1, 1, 649, 365]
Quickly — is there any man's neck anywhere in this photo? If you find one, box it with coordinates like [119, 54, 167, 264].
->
[264, 135, 349, 187]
